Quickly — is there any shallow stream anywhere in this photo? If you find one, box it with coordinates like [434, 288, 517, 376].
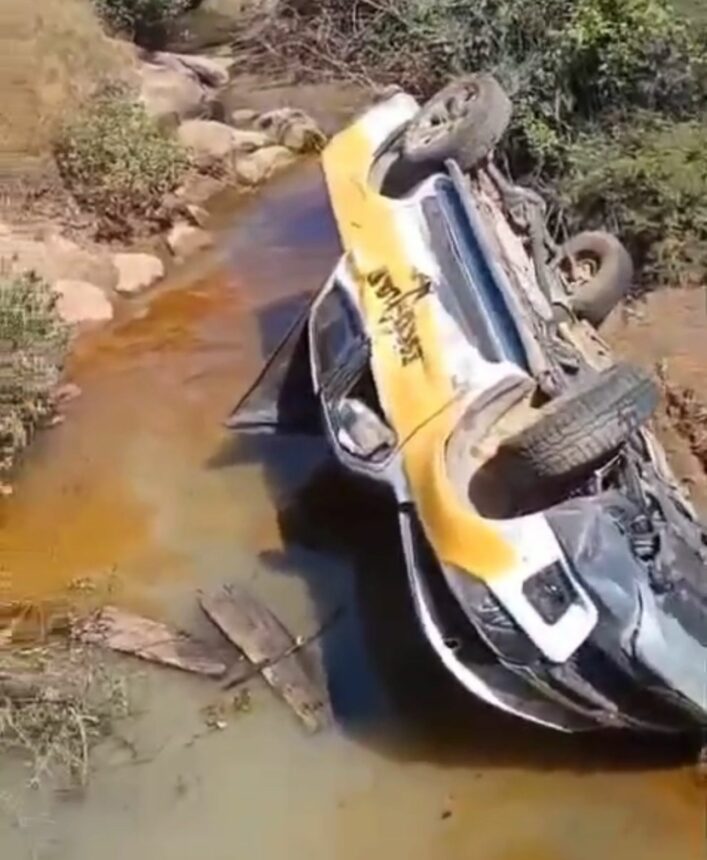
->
[0, 162, 703, 860]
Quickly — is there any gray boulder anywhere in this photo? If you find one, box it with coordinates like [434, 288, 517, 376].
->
[234, 145, 296, 186]
[255, 108, 327, 153]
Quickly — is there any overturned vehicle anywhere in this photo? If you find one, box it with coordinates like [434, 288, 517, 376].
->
[229, 75, 707, 732]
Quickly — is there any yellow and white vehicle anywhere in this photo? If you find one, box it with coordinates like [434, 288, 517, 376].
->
[230, 76, 707, 732]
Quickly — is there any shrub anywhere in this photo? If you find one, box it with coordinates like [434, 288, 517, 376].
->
[339, 0, 705, 170]
[92, 0, 193, 44]
[263, 0, 706, 283]
[561, 116, 707, 285]
[0, 273, 68, 476]
[54, 91, 188, 235]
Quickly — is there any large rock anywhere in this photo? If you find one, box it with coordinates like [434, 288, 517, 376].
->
[167, 223, 213, 258]
[156, 52, 232, 88]
[178, 119, 235, 162]
[255, 108, 327, 153]
[234, 145, 296, 186]
[137, 50, 231, 123]
[44, 236, 118, 290]
[53, 280, 113, 324]
[113, 253, 164, 295]
[139, 59, 212, 122]
[177, 120, 271, 167]
[0, 234, 117, 289]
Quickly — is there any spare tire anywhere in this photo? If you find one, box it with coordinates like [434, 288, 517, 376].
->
[560, 231, 634, 327]
[500, 363, 658, 482]
[402, 74, 511, 172]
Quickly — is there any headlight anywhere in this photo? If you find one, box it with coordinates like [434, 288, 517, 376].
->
[522, 563, 578, 625]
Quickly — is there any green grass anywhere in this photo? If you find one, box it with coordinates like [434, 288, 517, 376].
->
[54, 90, 188, 236]
[270, 0, 707, 284]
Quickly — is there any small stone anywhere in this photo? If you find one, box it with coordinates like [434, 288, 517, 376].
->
[55, 382, 82, 403]
[43, 414, 66, 429]
[53, 280, 113, 324]
[185, 204, 210, 229]
[230, 108, 258, 128]
[0, 483, 13, 498]
[167, 223, 213, 258]
[113, 252, 165, 295]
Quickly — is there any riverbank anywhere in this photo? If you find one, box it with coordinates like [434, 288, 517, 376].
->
[0, 0, 369, 489]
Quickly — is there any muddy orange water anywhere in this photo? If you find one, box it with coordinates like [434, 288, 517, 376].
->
[0, 164, 704, 859]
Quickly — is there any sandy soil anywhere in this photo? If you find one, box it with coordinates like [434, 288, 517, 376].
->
[603, 287, 707, 516]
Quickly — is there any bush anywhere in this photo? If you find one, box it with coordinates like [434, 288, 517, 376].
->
[54, 91, 188, 235]
[561, 116, 707, 285]
[264, 0, 706, 283]
[0, 273, 68, 476]
[92, 0, 193, 44]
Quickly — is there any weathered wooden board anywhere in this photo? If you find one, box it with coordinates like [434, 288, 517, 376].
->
[199, 585, 331, 732]
[75, 606, 232, 678]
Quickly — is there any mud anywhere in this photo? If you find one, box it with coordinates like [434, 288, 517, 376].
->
[604, 289, 707, 516]
[0, 164, 705, 859]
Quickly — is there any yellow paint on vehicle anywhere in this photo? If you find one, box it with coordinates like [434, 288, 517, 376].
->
[322, 120, 516, 579]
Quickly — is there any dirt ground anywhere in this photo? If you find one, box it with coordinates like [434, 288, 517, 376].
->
[604, 286, 707, 516]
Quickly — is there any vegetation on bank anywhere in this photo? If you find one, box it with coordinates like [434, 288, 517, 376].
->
[92, 0, 195, 44]
[563, 116, 707, 284]
[54, 90, 188, 237]
[0, 274, 68, 480]
[0, 638, 129, 790]
[260, 0, 707, 284]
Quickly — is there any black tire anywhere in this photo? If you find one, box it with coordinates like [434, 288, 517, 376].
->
[560, 231, 634, 327]
[402, 74, 511, 171]
[500, 363, 658, 481]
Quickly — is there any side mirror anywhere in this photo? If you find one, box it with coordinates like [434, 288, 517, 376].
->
[335, 398, 396, 461]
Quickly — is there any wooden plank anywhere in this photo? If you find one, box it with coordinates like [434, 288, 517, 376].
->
[75, 607, 232, 678]
[199, 585, 331, 732]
